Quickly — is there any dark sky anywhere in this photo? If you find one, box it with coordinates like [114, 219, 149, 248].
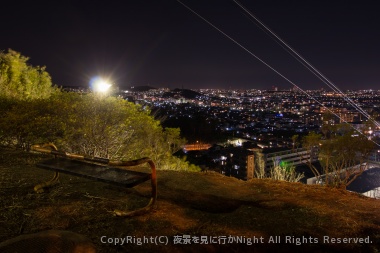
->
[1, 0, 379, 90]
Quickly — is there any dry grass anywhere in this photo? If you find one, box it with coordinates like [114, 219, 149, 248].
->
[0, 148, 379, 252]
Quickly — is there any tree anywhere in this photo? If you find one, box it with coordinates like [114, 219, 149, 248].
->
[0, 49, 55, 100]
[55, 93, 137, 158]
[0, 94, 68, 149]
[0, 49, 58, 147]
[1, 100, 57, 149]
[52, 92, 190, 170]
[319, 131, 375, 188]
[291, 134, 299, 151]
[303, 127, 376, 188]
[320, 112, 337, 139]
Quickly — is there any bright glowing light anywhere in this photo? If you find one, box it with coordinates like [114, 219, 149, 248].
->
[90, 77, 112, 93]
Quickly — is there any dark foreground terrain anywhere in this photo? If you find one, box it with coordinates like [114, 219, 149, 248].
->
[0, 148, 379, 252]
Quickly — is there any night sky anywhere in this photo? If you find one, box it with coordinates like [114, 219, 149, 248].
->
[1, 0, 379, 90]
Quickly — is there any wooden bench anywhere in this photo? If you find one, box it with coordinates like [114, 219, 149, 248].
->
[31, 143, 157, 217]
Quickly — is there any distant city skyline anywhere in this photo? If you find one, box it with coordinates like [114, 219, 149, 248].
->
[1, 0, 380, 90]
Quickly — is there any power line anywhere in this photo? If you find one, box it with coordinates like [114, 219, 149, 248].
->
[176, 0, 380, 147]
[232, 0, 380, 129]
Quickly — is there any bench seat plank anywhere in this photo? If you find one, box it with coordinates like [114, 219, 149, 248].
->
[37, 157, 151, 188]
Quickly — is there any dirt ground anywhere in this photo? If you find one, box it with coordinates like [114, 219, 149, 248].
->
[0, 148, 379, 252]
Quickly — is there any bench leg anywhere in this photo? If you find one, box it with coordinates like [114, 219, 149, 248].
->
[34, 172, 60, 193]
[113, 197, 155, 217]
[33, 143, 61, 193]
[114, 160, 157, 217]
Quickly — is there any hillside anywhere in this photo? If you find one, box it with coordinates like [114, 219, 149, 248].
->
[0, 148, 379, 252]
[163, 89, 202, 99]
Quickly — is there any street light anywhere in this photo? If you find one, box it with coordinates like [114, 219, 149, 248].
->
[90, 77, 112, 93]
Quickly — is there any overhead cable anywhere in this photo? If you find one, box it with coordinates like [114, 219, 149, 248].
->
[176, 0, 380, 147]
[233, 0, 380, 129]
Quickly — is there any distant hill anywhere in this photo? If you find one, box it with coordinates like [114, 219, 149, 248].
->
[125, 86, 156, 92]
[163, 88, 201, 99]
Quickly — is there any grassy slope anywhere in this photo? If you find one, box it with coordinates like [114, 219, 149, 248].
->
[0, 148, 379, 252]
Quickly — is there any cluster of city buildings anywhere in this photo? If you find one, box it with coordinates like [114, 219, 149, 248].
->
[125, 87, 380, 127]
[116, 87, 380, 183]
